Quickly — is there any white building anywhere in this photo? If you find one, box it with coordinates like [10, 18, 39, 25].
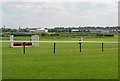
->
[90, 29, 111, 33]
[71, 29, 79, 32]
[30, 28, 48, 33]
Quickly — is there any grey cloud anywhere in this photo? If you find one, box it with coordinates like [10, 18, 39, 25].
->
[2, 2, 118, 28]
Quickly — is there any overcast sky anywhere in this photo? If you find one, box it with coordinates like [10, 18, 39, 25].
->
[0, 0, 119, 28]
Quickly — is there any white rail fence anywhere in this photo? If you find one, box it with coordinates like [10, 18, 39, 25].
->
[0, 41, 119, 43]
[0, 41, 119, 54]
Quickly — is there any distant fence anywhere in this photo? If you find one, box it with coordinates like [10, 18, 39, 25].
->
[0, 41, 119, 54]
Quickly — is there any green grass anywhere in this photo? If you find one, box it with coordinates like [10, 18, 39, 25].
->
[1, 34, 118, 41]
[2, 37, 118, 79]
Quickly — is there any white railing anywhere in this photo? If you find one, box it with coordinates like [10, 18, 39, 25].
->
[0, 41, 119, 43]
[0, 41, 119, 54]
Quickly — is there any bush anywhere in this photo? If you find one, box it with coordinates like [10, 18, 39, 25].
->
[41, 33, 48, 36]
[13, 34, 31, 36]
[97, 33, 103, 36]
[104, 34, 114, 37]
[49, 33, 59, 36]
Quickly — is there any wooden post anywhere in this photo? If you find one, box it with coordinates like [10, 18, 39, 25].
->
[102, 43, 104, 52]
[23, 42, 25, 54]
[80, 43, 82, 52]
[54, 43, 56, 53]
[79, 40, 81, 53]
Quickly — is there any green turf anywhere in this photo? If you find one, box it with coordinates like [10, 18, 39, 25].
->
[2, 37, 118, 79]
[1, 34, 118, 41]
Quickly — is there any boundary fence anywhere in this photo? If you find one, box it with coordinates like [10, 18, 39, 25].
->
[0, 41, 119, 54]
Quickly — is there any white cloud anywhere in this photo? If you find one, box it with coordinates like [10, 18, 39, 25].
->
[0, 9, 2, 27]
[2, 2, 118, 28]
[2, 0, 120, 2]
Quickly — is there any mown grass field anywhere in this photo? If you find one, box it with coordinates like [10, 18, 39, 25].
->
[2, 36, 118, 79]
[0, 34, 118, 41]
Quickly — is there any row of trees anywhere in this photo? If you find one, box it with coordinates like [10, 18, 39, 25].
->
[48, 26, 118, 32]
[1, 28, 29, 32]
[48, 27, 72, 32]
[1, 26, 119, 33]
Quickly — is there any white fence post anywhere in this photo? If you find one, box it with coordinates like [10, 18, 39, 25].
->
[10, 35, 14, 47]
[31, 35, 39, 47]
[31, 35, 34, 46]
[81, 37, 83, 41]
[37, 35, 39, 47]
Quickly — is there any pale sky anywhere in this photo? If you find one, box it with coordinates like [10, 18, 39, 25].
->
[0, 0, 119, 28]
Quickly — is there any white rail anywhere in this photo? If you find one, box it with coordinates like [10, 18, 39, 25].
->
[0, 41, 119, 43]
[0, 41, 119, 54]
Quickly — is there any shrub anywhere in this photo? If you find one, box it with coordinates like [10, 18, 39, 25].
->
[41, 33, 48, 36]
[97, 33, 103, 36]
